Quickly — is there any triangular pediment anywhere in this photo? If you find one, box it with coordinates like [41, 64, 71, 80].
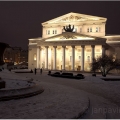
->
[43, 32, 98, 42]
[42, 12, 107, 25]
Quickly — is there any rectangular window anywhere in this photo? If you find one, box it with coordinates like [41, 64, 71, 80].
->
[53, 30, 54, 34]
[55, 30, 57, 34]
[90, 28, 92, 32]
[87, 28, 89, 32]
[96, 27, 98, 32]
[96, 27, 101, 32]
[88, 56, 90, 62]
[46, 30, 47, 35]
[48, 30, 50, 35]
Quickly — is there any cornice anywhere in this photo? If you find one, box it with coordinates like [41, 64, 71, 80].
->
[37, 39, 106, 46]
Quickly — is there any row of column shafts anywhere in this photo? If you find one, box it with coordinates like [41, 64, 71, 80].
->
[37, 45, 105, 71]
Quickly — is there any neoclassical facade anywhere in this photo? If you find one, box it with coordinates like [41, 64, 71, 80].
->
[28, 12, 120, 71]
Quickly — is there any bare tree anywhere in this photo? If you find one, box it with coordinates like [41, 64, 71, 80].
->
[91, 55, 120, 77]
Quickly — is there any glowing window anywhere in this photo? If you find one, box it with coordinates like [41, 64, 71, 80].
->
[87, 56, 90, 62]
[34, 54, 37, 61]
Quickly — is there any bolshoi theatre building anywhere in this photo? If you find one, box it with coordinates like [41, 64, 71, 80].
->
[28, 12, 120, 71]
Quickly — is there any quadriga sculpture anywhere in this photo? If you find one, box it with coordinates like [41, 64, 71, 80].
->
[63, 24, 74, 32]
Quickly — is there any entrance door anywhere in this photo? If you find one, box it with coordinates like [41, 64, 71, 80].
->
[69, 65, 71, 70]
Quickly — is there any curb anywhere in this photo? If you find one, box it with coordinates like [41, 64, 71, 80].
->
[0, 81, 44, 101]
[72, 97, 90, 119]
[0, 88, 44, 101]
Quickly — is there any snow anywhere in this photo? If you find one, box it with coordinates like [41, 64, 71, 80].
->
[0, 69, 34, 90]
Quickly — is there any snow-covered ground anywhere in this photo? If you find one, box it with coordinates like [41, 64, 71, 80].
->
[0, 69, 34, 90]
[1, 70, 120, 118]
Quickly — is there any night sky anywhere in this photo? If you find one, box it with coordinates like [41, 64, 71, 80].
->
[0, 1, 120, 50]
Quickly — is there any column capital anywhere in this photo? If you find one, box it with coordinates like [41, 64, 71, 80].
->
[37, 46, 42, 50]
[45, 46, 49, 48]
[71, 45, 75, 48]
[62, 46, 66, 48]
[53, 46, 57, 48]
[91, 45, 95, 48]
[81, 45, 85, 48]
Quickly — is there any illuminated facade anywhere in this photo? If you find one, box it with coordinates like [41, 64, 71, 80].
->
[28, 12, 120, 71]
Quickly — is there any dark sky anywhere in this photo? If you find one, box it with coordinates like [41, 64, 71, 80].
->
[0, 1, 120, 49]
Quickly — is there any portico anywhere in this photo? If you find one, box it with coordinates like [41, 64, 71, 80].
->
[34, 32, 106, 71]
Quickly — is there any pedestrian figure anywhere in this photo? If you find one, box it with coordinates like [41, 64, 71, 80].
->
[34, 68, 37, 75]
[40, 68, 42, 74]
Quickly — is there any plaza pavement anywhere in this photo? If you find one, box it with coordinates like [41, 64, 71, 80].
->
[1, 70, 120, 118]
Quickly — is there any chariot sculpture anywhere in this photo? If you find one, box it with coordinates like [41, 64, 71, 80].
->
[63, 24, 74, 32]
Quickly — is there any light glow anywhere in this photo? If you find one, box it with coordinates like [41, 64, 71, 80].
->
[34, 54, 37, 61]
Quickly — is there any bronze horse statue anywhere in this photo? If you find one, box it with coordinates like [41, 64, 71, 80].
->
[63, 24, 74, 32]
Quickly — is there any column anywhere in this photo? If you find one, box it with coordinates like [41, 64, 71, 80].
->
[62, 46, 66, 70]
[45, 46, 48, 69]
[91, 45, 95, 63]
[72, 45, 75, 71]
[102, 45, 105, 57]
[37, 46, 40, 69]
[81, 45, 85, 71]
[53, 46, 57, 70]
[39, 47, 41, 69]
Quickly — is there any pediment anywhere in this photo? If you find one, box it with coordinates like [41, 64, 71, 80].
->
[42, 12, 107, 25]
[45, 32, 95, 42]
